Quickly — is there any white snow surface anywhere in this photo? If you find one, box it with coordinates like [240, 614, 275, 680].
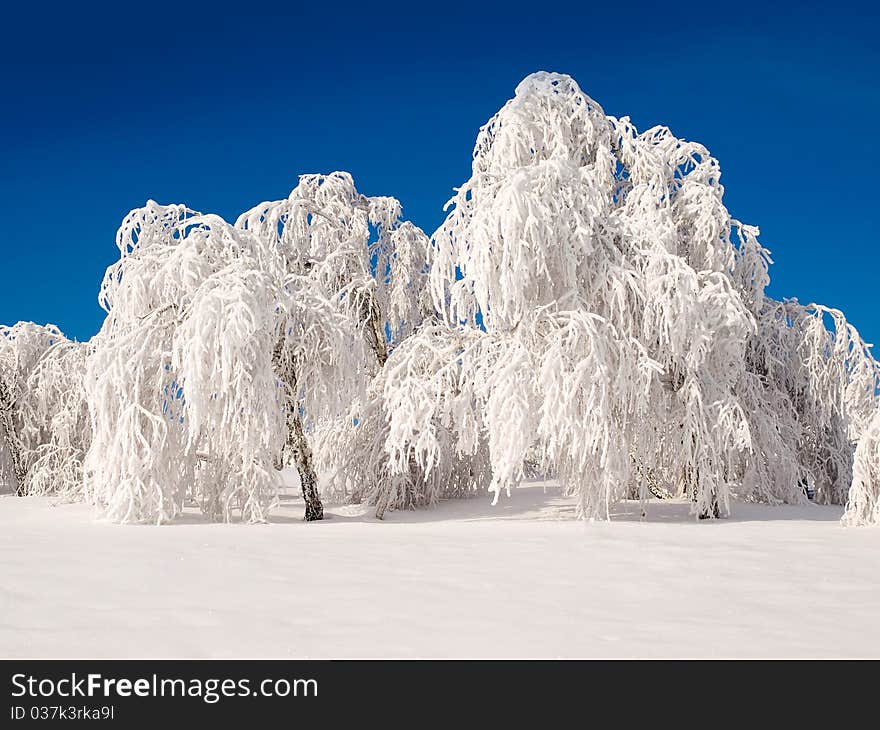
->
[2, 474, 878, 658]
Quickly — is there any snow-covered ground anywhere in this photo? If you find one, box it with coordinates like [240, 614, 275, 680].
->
[2, 477, 878, 658]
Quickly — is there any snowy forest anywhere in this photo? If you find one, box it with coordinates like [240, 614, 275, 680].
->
[2, 71, 879, 527]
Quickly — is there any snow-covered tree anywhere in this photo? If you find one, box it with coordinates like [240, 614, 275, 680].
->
[845, 407, 880, 526]
[84, 173, 429, 524]
[236, 172, 433, 518]
[0, 322, 89, 498]
[351, 72, 754, 520]
[313, 322, 496, 518]
[363, 71, 879, 521]
[84, 200, 362, 523]
[736, 295, 879, 507]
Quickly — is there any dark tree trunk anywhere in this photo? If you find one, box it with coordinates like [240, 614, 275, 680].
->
[0, 379, 26, 495]
[697, 499, 721, 520]
[686, 465, 721, 519]
[287, 407, 323, 521]
[273, 333, 323, 522]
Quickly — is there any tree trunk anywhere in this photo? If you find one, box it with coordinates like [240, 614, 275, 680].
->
[0, 379, 26, 495]
[685, 465, 720, 519]
[362, 293, 388, 368]
[272, 333, 323, 522]
[287, 407, 323, 521]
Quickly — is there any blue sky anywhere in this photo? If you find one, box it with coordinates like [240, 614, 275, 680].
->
[1, 1, 878, 345]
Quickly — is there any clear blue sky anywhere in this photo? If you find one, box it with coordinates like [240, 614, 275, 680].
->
[2, 1, 877, 345]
